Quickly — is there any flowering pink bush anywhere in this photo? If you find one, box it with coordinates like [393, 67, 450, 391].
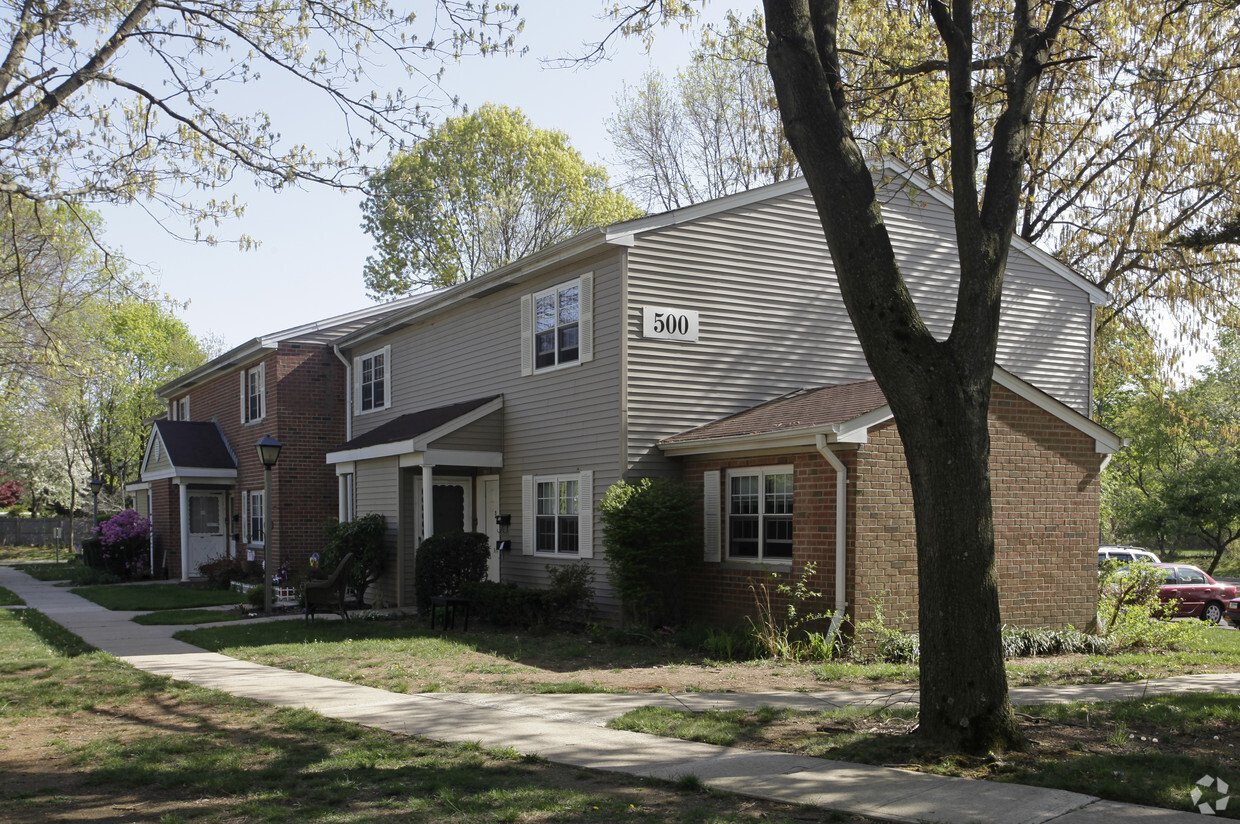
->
[84, 509, 151, 580]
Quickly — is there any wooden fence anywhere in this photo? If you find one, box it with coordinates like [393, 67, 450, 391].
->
[0, 517, 93, 547]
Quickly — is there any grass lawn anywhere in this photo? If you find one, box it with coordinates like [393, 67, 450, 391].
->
[607, 693, 1240, 817]
[132, 607, 248, 625]
[0, 609, 880, 824]
[13, 558, 87, 582]
[177, 614, 1240, 695]
[0, 586, 24, 606]
[71, 583, 247, 611]
[0, 544, 72, 563]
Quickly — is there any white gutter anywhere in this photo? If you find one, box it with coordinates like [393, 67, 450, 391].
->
[333, 345, 353, 442]
[815, 434, 849, 641]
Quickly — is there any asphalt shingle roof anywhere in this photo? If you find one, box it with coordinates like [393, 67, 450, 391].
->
[152, 420, 237, 470]
[334, 395, 501, 452]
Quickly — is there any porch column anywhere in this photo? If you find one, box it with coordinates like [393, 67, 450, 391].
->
[337, 475, 348, 522]
[178, 482, 190, 582]
[421, 464, 435, 540]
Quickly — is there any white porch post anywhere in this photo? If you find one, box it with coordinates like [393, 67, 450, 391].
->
[421, 464, 435, 540]
[178, 482, 190, 582]
[337, 475, 348, 522]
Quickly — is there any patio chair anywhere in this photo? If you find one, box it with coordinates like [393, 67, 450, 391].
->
[304, 552, 356, 621]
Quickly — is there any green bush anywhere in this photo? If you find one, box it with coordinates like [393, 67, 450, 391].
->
[319, 513, 387, 607]
[460, 561, 596, 629]
[1097, 560, 1202, 651]
[600, 478, 695, 626]
[414, 531, 489, 613]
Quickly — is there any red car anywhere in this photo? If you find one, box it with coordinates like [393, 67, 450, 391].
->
[1152, 564, 1236, 625]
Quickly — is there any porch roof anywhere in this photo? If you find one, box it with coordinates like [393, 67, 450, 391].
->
[326, 395, 504, 466]
[141, 420, 238, 482]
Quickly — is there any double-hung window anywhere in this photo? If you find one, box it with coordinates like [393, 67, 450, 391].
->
[173, 396, 189, 420]
[356, 346, 390, 414]
[246, 490, 265, 547]
[242, 363, 265, 423]
[520, 274, 592, 375]
[727, 467, 793, 560]
[535, 476, 579, 554]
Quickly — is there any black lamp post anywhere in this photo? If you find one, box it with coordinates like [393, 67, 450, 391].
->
[89, 477, 103, 525]
[255, 436, 283, 615]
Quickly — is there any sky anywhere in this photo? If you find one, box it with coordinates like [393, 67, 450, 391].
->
[100, 4, 738, 352]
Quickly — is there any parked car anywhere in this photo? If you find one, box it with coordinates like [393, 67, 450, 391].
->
[1151, 563, 1236, 625]
[1098, 545, 1161, 567]
[1227, 598, 1240, 627]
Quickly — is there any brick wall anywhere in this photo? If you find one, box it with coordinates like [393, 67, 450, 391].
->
[682, 385, 1102, 634]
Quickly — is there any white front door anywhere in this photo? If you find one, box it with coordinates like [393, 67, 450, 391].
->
[186, 492, 226, 577]
[478, 475, 501, 581]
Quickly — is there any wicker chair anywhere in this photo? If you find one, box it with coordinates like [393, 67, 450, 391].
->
[304, 552, 356, 621]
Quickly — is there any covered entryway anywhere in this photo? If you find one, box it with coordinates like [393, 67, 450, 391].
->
[326, 395, 505, 608]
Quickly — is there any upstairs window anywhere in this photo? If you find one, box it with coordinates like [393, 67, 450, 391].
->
[355, 346, 390, 414]
[520, 274, 593, 376]
[172, 396, 190, 420]
[242, 363, 265, 423]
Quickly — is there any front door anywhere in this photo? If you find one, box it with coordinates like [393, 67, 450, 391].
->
[186, 491, 226, 579]
[478, 475, 501, 581]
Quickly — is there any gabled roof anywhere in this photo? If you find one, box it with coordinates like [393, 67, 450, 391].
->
[335, 157, 1108, 351]
[157, 289, 443, 398]
[140, 420, 238, 481]
[326, 395, 504, 465]
[660, 366, 1123, 457]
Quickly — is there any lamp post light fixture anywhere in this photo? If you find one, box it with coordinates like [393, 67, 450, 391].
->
[255, 436, 283, 615]
[89, 477, 103, 525]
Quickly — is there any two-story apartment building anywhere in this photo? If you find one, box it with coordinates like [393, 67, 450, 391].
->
[324, 164, 1121, 630]
[129, 295, 433, 581]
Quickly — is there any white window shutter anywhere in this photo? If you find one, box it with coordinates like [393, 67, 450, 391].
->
[241, 491, 249, 543]
[256, 362, 266, 419]
[703, 470, 721, 562]
[577, 470, 593, 559]
[521, 474, 534, 554]
[579, 272, 594, 364]
[239, 371, 246, 422]
[519, 294, 533, 376]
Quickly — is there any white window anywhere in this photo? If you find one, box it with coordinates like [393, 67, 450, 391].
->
[727, 467, 794, 561]
[172, 396, 189, 420]
[355, 346, 390, 414]
[522, 470, 593, 558]
[241, 363, 265, 423]
[246, 490, 265, 547]
[520, 274, 593, 375]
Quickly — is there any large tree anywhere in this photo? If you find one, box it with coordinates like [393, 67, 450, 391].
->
[361, 104, 642, 295]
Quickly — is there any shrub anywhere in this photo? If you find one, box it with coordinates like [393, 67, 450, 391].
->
[320, 513, 387, 606]
[600, 478, 696, 626]
[460, 561, 596, 629]
[84, 510, 151, 580]
[1097, 560, 1201, 651]
[747, 562, 841, 661]
[414, 531, 489, 613]
[196, 555, 260, 590]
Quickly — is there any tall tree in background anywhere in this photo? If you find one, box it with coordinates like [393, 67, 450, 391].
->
[608, 10, 798, 210]
[361, 104, 642, 296]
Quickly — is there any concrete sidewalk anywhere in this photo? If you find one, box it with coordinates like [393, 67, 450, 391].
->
[1, 564, 1225, 824]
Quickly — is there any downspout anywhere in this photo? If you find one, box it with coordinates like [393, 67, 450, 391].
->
[815, 434, 848, 642]
[333, 345, 353, 442]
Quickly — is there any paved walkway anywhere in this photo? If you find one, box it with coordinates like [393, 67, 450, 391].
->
[2, 564, 1231, 824]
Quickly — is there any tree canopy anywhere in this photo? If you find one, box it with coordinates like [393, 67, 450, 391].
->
[361, 104, 642, 295]
[0, 1, 521, 225]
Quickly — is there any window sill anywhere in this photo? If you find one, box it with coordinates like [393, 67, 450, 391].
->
[720, 558, 793, 570]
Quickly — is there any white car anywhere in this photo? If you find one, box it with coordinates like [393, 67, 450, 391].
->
[1098, 545, 1161, 567]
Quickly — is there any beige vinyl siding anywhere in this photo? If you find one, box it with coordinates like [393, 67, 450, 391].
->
[354, 456, 401, 607]
[146, 443, 173, 475]
[624, 182, 1096, 473]
[431, 410, 503, 451]
[344, 251, 625, 616]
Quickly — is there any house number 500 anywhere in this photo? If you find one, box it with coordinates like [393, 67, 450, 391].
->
[642, 306, 699, 342]
[652, 312, 690, 336]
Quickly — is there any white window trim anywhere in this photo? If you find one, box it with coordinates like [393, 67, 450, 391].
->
[241, 362, 266, 424]
[245, 489, 265, 548]
[725, 465, 794, 563]
[354, 345, 391, 415]
[522, 470, 593, 558]
[520, 273, 593, 376]
[171, 396, 190, 421]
